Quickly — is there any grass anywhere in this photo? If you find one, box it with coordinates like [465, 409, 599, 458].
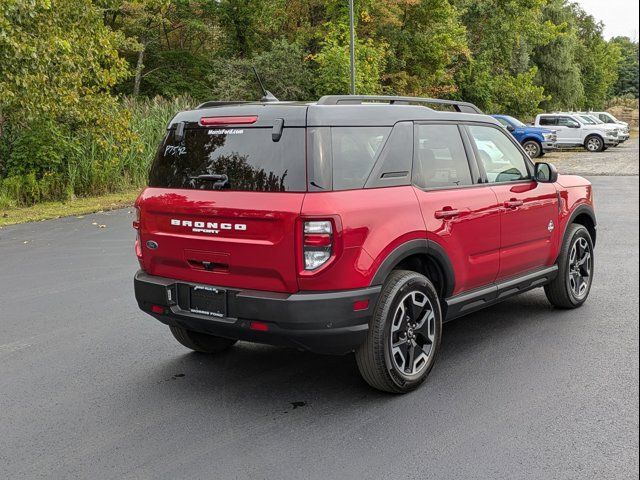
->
[0, 189, 140, 227]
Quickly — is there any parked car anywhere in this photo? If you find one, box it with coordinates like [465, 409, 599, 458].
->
[491, 114, 557, 158]
[134, 95, 596, 393]
[535, 113, 619, 152]
[573, 113, 626, 144]
[581, 112, 630, 143]
[590, 110, 631, 133]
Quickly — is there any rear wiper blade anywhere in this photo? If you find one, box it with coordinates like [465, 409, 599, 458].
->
[189, 174, 229, 189]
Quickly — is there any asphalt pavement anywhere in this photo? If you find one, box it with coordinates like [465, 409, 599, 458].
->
[1, 177, 638, 480]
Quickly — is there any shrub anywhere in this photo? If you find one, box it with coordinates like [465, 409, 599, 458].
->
[0, 95, 194, 208]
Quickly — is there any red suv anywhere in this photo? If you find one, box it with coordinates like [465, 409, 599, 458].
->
[134, 95, 596, 393]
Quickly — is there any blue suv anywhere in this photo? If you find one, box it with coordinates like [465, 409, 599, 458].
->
[492, 114, 557, 158]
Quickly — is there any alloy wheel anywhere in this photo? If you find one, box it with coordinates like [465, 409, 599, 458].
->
[390, 291, 436, 376]
[568, 237, 592, 299]
[586, 137, 602, 152]
[524, 142, 539, 158]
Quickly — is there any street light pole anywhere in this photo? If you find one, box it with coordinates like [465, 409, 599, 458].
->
[349, 0, 356, 95]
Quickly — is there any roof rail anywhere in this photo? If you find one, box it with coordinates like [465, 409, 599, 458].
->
[316, 95, 483, 114]
[197, 100, 252, 109]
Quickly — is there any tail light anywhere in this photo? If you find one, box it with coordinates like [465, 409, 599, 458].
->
[303, 221, 333, 270]
[132, 207, 141, 230]
[133, 207, 143, 263]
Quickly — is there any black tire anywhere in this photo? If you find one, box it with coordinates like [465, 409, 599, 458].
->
[584, 135, 604, 152]
[544, 224, 594, 309]
[169, 325, 237, 353]
[522, 140, 542, 158]
[356, 270, 442, 393]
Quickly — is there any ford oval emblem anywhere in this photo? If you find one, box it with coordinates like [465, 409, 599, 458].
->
[146, 240, 159, 250]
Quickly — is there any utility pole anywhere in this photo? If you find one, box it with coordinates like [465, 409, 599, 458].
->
[349, 0, 356, 95]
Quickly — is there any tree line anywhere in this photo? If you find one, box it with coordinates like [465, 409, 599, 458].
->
[0, 0, 638, 207]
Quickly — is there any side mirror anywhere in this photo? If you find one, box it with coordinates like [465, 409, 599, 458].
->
[506, 124, 516, 133]
[569, 123, 580, 129]
[535, 162, 558, 183]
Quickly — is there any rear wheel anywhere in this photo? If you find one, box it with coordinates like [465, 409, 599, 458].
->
[522, 140, 542, 158]
[545, 224, 594, 309]
[169, 325, 237, 353]
[356, 270, 442, 393]
[585, 135, 604, 152]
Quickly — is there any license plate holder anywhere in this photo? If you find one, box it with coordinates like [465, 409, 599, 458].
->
[190, 286, 227, 318]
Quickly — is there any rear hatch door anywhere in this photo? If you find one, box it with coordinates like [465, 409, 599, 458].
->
[138, 110, 307, 293]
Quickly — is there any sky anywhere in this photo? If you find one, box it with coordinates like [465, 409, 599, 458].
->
[574, 0, 639, 40]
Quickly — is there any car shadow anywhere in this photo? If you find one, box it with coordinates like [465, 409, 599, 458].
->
[139, 290, 569, 410]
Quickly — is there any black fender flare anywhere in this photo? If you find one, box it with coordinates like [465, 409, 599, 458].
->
[370, 239, 456, 298]
[563, 204, 597, 246]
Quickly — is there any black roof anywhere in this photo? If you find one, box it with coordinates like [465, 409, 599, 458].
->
[168, 95, 499, 129]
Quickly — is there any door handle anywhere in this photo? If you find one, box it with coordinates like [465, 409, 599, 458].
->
[504, 199, 524, 209]
[435, 208, 461, 219]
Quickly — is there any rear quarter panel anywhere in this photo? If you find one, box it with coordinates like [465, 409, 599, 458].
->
[300, 187, 424, 291]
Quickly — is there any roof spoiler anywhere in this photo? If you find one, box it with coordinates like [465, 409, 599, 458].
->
[196, 101, 252, 109]
[317, 95, 483, 114]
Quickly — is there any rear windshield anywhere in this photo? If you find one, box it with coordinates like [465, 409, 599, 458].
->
[149, 127, 306, 192]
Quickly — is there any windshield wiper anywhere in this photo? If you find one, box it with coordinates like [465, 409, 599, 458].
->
[189, 174, 229, 189]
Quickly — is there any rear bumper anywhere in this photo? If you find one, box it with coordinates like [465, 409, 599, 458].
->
[134, 270, 380, 355]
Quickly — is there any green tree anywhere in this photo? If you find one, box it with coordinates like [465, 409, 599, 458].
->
[312, 22, 387, 95]
[207, 39, 315, 101]
[371, 0, 469, 96]
[610, 36, 639, 98]
[0, 0, 132, 184]
[0, 0, 130, 125]
[451, 0, 555, 116]
[572, 5, 621, 110]
[532, 0, 584, 111]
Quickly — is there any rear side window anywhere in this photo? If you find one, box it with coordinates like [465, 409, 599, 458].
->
[307, 126, 392, 191]
[413, 124, 473, 189]
[539, 117, 556, 126]
[332, 127, 390, 190]
[149, 127, 306, 192]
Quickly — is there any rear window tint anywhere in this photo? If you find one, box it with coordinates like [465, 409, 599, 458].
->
[332, 127, 391, 190]
[414, 125, 473, 189]
[149, 127, 306, 192]
[539, 117, 556, 126]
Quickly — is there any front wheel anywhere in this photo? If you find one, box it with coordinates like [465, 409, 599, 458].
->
[585, 135, 604, 152]
[170, 325, 237, 353]
[544, 224, 594, 309]
[522, 140, 542, 158]
[356, 270, 442, 393]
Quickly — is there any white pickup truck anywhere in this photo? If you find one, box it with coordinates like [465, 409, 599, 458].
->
[534, 113, 620, 152]
[589, 111, 631, 143]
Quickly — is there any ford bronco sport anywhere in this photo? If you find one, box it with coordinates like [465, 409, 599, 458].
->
[134, 95, 596, 393]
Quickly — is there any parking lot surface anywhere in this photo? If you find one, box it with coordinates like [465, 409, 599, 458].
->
[543, 135, 638, 176]
[0, 177, 638, 479]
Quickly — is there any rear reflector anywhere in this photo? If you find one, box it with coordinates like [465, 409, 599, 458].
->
[151, 305, 165, 314]
[249, 321, 269, 332]
[353, 300, 370, 311]
[303, 233, 332, 247]
[200, 116, 258, 126]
